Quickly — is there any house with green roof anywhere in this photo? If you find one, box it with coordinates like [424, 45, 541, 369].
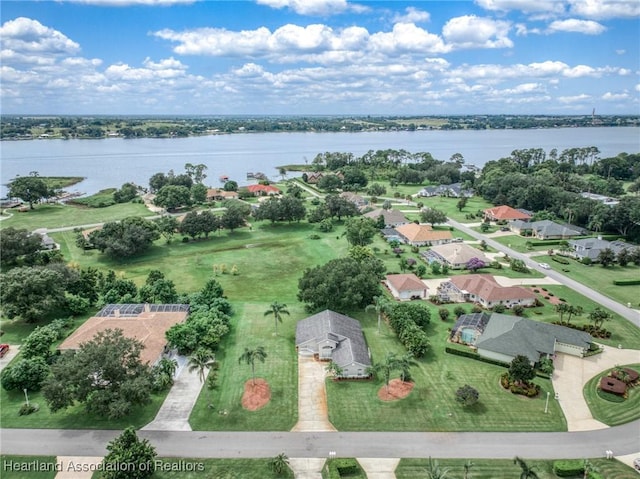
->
[450, 312, 593, 365]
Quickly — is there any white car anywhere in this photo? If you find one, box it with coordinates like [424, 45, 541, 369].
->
[538, 263, 551, 269]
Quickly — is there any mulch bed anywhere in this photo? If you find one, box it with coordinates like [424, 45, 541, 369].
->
[241, 378, 271, 411]
[378, 379, 414, 401]
[529, 287, 562, 305]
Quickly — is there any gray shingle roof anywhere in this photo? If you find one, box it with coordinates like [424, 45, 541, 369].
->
[296, 310, 371, 367]
[476, 313, 592, 363]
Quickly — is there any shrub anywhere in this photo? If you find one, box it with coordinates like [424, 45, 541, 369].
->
[323, 458, 364, 479]
[544, 296, 550, 300]
[553, 460, 584, 477]
[581, 257, 592, 265]
[551, 256, 570, 265]
[493, 304, 506, 313]
[548, 292, 554, 297]
[308, 234, 321, 240]
[533, 289, 540, 293]
[613, 279, 640, 286]
[18, 403, 39, 416]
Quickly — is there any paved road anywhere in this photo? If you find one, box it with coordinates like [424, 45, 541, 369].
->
[2, 422, 639, 458]
[447, 218, 640, 328]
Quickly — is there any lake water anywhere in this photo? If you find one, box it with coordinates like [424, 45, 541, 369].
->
[1, 127, 638, 197]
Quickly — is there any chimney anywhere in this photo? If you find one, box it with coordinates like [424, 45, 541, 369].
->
[144, 303, 150, 313]
[113, 308, 120, 318]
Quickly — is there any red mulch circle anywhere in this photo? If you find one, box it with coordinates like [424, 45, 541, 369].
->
[241, 378, 271, 411]
[378, 378, 414, 401]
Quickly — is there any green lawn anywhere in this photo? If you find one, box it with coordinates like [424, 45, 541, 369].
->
[492, 234, 554, 253]
[189, 302, 299, 431]
[396, 458, 636, 479]
[326, 308, 566, 432]
[0, 456, 59, 479]
[0, 202, 153, 231]
[583, 363, 640, 426]
[151, 458, 294, 479]
[416, 196, 493, 222]
[533, 254, 640, 308]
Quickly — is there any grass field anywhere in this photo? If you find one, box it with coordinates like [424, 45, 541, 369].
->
[152, 458, 294, 479]
[189, 302, 299, 431]
[326, 307, 566, 432]
[396, 458, 636, 479]
[0, 202, 153, 230]
[583, 363, 640, 426]
[533, 254, 640, 307]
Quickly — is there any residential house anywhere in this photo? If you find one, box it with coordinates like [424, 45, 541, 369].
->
[246, 184, 281, 196]
[34, 228, 57, 250]
[450, 312, 593, 364]
[58, 304, 189, 365]
[418, 183, 474, 198]
[484, 205, 532, 222]
[422, 243, 490, 270]
[295, 310, 371, 379]
[509, 220, 585, 240]
[568, 238, 637, 261]
[340, 192, 367, 209]
[206, 188, 239, 201]
[394, 223, 453, 246]
[438, 274, 537, 309]
[363, 208, 409, 228]
[385, 273, 428, 300]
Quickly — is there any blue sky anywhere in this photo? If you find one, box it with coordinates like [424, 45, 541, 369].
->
[1, 0, 639, 115]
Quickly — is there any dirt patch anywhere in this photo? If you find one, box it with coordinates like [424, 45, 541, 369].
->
[378, 379, 414, 401]
[241, 378, 271, 411]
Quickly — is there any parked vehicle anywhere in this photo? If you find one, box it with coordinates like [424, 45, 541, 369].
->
[538, 263, 551, 269]
[0, 344, 9, 358]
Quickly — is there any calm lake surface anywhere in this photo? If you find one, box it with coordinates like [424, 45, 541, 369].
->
[1, 127, 638, 197]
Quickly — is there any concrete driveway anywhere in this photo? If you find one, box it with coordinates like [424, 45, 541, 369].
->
[553, 345, 640, 432]
[291, 356, 336, 432]
[0, 345, 19, 373]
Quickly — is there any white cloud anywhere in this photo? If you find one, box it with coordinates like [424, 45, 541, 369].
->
[370, 23, 449, 54]
[442, 15, 513, 49]
[636, 84, 640, 92]
[393, 7, 430, 24]
[547, 19, 606, 35]
[255, 0, 349, 16]
[602, 91, 630, 100]
[568, 0, 640, 19]
[616, 49, 626, 55]
[0, 17, 80, 55]
[558, 94, 591, 103]
[475, 0, 565, 14]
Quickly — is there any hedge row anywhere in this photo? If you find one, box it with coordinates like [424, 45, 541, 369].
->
[553, 460, 584, 477]
[613, 279, 640, 286]
[529, 240, 562, 246]
[551, 255, 570, 265]
[323, 459, 365, 479]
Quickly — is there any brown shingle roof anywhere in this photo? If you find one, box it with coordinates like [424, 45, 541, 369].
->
[58, 304, 188, 364]
[395, 223, 453, 243]
[484, 205, 531, 221]
[450, 274, 536, 302]
[386, 274, 428, 292]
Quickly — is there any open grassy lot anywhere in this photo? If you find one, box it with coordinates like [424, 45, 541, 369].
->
[189, 302, 298, 431]
[417, 196, 493, 223]
[1, 456, 59, 479]
[583, 363, 640, 426]
[326, 307, 566, 432]
[396, 458, 636, 479]
[0, 202, 153, 230]
[534, 254, 640, 308]
[492, 234, 554, 253]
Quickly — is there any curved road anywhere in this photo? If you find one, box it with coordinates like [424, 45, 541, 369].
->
[447, 218, 640, 328]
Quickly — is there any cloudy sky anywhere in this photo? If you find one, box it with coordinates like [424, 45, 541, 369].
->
[1, 0, 639, 115]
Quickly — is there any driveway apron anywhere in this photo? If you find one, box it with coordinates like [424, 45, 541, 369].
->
[291, 356, 336, 432]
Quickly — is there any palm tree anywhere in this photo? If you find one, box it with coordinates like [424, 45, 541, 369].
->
[366, 295, 390, 334]
[583, 459, 598, 479]
[513, 456, 539, 479]
[325, 360, 344, 378]
[396, 352, 417, 383]
[188, 348, 216, 384]
[264, 301, 290, 336]
[368, 352, 399, 393]
[463, 460, 474, 479]
[238, 346, 267, 386]
[268, 452, 290, 476]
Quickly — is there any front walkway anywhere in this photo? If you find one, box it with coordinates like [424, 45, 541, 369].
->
[142, 355, 205, 431]
[552, 345, 640, 432]
[291, 356, 336, 432]
[288, 458, 325, 479]
[55, 457, 102, 479]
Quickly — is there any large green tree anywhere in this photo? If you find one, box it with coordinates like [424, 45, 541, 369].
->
[154, 184, 192, 211]
[101, 427, 157, 479]
[509, 355, 535, 385]
[42, 329, 153, 419]
[1, 357, 50, 392]
[0, 266, 66, 321]
[344, 217, 378, 246]
[420, 208, 448, 225]
[89, 217, 159, 259]
[8, 172, 50, 209]
[297, 256, 385, 312]
[0, 227, 43, 267]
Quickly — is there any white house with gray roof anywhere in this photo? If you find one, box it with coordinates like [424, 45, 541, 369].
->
[568, 238, 638, 261]
[295, 310, 371, 378]
[508, 220, 585, 240]
[451, 312, 593, 365]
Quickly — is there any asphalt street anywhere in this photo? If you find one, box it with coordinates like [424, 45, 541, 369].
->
[2, 423, 639, 459]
